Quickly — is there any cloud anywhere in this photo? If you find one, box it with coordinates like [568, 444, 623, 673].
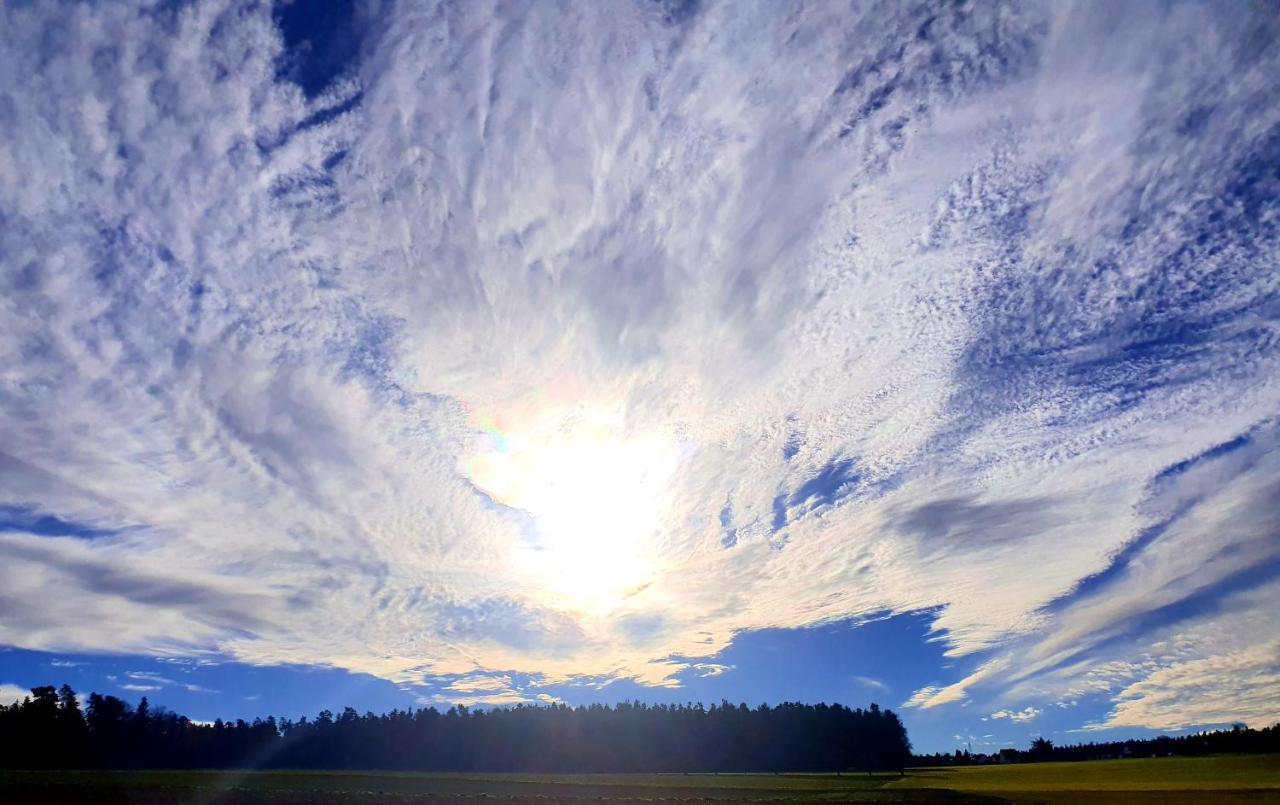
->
[905, 685, 965, 711]
[0, 684, 29, 705]
[155, 657, 219, 668]
[419, 688, 563, 709]
[988, 707, 1040, 723]
[1072, 579, 1280, 732]
[1099, 643, 1280, 731]
[0, 0, 1277, 735]
[853, 675, 889, 693]
[126, 671, 175, 686]
[122, 670, 216, 693]
[904, 659, 1010, 711]
[445, 675, 514, 694]
[692, 664, 732, 678]
[908, 434, 1280, 724]
[183, 684, 219, 694]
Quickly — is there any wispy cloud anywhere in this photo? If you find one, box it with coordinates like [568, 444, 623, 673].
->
[126, 671, 175, 686]
[184, 684, 219, 694]
[853, 675, 889, 693]
[155, 657, 220, 668]
[420, 689, 563, 709]
[0, 0, 1276, 736]
[445, 675, 514, 694]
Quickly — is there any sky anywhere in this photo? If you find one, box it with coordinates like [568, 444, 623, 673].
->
[0, 0, 1278, 755]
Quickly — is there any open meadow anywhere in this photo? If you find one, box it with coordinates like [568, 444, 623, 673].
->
[889, 754, 1280, 803]
[0, 755, 1276, 804]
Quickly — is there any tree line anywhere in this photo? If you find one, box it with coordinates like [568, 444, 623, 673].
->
[0, 684, 912, 772]
[913, 723, 1280, 766]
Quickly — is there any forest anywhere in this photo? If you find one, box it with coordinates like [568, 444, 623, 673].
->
[912, 722, 1280, 766]
[0, 684, 912, 772]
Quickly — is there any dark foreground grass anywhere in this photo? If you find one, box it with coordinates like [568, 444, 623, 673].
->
[0, 769, 992, 805]
[1, 755, 1275, 804]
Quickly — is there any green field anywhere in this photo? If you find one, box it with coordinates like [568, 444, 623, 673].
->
[1, 755, 1276, 804]
[889, 755, 1280, 803]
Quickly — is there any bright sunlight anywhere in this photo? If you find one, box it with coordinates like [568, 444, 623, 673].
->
[463, 401, 681, 612]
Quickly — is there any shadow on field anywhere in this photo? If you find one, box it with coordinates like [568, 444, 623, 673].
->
[9, 769, 1280, 805]
[0, 769, 1011, 805]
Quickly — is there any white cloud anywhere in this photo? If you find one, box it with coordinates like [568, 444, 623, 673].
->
[0, 0, 1276, 735]
[445, 674, 514, 694]
[988, 707, 1041, 723]
[418, 689, 562, 709]
[692, 664, 732, 678]
[909, 443, 1280, 726]
[127, 671, 175, 686]
[904, 659, 1010, 711]
[0, 684, 30, 705]
[1100, 643, 1280, 731]
[156, 657, 220, 668]
[1077, 580, 1280, 731]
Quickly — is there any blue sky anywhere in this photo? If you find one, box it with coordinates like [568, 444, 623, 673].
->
[1, 0, 1278, 755]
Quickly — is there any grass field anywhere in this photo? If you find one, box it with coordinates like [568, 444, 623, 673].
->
[889, 754, 1280, 803]
[0, 755, 1275, 804]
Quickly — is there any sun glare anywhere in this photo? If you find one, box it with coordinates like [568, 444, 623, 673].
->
[463, 402, 680, 612]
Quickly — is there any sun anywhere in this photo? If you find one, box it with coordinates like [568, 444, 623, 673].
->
[462, 400, 680, 612]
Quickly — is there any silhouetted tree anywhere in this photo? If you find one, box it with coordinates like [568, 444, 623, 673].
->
[56, 684, 87, 766]
[0, 683, 916, 772]
[10, 682, 1279, 773]
[1029, 736, 1053, 758]
[913, 724, 1280, 766]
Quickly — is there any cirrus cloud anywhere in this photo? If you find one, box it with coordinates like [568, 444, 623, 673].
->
[0, 0, 1277, 735]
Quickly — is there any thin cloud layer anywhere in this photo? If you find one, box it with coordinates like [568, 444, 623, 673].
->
[1, 0, 1278, 731]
